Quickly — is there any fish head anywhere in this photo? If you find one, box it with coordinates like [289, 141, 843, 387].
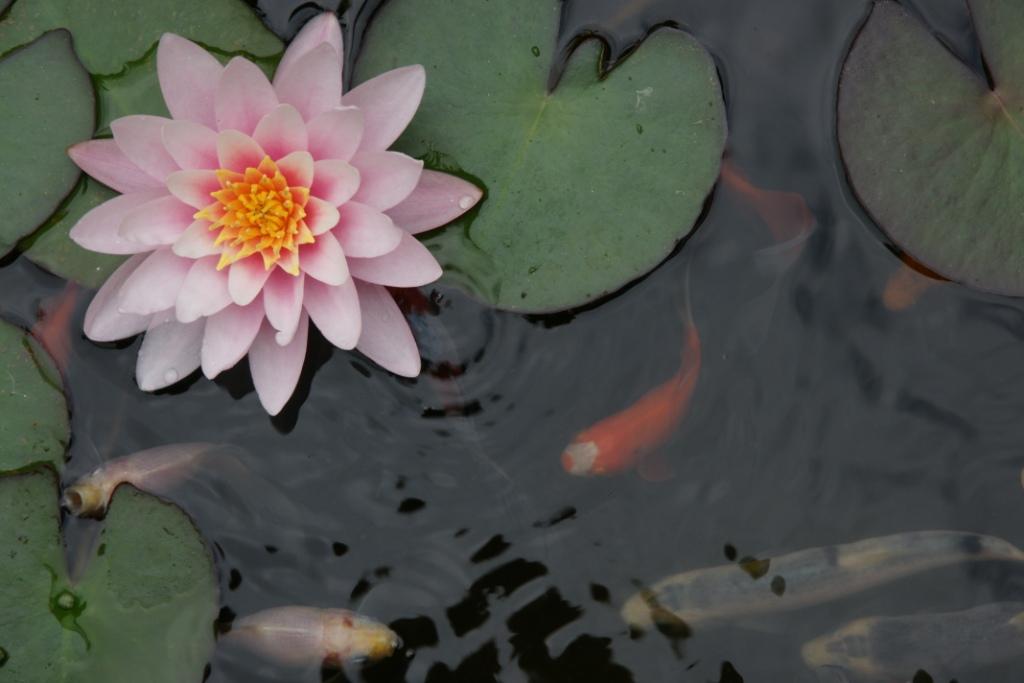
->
[561, 440, 600, 475]
[61, 477, 107, 518]
[324, 610, 401, 662]
[801, 619, 875, 678]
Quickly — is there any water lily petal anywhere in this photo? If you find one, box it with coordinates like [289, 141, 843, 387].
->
[173, 220, 219, 259]
[342, 65, 425, 151]
[118, 195, 195, 247]
[299, 231, 348, 285]
[351, 151, 423, 211]
[354, 281, 420, 377]
[276, 150, 314, 188]
[166, 169, 220, 209]
[304, 197, 341, 235]
[275, 12, 343, 90]
[118, 248, 193, 315]
[69, 190, 167, 254]
[217, 130, 267, 173]
[335, 202, 403, 257]
[307, 107, 363, 162]
[249, 314, 309, 416]
[111, 115, 180, 182]
[201, 302, 265, 379]
[304, 277, 360, 350]
[176, 257, 232, 323]
[386, 170, 483, 234]
[157, 33, 222, 128]
[228, 257, 273, 305]
[348, 232, 441, 287]
[68, 139, 163, 193]
[215, 57, 279, 134]
[136, 312, 204, 391]
[311, 160, 359, 206]
[253, 104, 308, 159]
[83, 254, 152, 342]
[162, 120, 220, 170]
[274, 43, 342, 121]
[263, 270, 305, 345]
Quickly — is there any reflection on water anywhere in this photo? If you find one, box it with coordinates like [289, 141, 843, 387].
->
[5, 0, 1024, 680]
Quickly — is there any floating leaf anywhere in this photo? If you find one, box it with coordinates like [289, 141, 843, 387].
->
[0, 465, 218, 682]
[0, 30, 94, 259]
[839, 0, 1024, 295]
[0, 319, 69, 472]
[354, 0, 726, 312]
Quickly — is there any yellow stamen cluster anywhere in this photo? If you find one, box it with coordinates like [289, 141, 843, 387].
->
[196, 156, 313, 274]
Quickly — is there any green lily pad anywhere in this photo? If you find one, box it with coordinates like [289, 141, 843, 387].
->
[22, 179, 125, 289]
[0, 319, 69, 473]
[0, 30, 94, 260]
[0, 464, 218, 682]
[838, 0, 1024, 295]
[355, 0, 726, 312]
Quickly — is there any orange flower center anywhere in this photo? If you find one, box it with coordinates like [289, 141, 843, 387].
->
[196, 156, 313, 275]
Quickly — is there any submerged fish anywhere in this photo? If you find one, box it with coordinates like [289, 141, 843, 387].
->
[720, 159, 815, 248]
[226, 607, 400, 666]
[621, 531, 1024, 631]
[882, 261, 943, 312]
[32, 284, 78, 374]
[63, 443, 226, 517]
[802, 602, 1024, 681]
[561, 314, 701, 478]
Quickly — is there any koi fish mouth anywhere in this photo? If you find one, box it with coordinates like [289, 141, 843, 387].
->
[561, 441, 600, 475]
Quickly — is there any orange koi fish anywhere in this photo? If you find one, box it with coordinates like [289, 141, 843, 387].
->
[882, 259, 944, 312]
[720, 159, 815, 247]
[562, 317, 701, 478]
[32, 283, 78, 373]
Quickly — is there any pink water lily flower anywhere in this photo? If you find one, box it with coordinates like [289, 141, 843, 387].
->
[67, 12, 482, 415]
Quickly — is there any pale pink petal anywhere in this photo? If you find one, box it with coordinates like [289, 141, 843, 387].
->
[118, 196, 195, 247]
[298, 231, 348, 285]
[307, 107, 363, 162]
[253, 104, 308, 159]
[136, 312, 204, 391]
[118, 248, 193, 315]
[68, 140, 163, 193]
[162, 121, 220, 170]
[274, 12, 342, 90]
[166, 169, 220, 209]
[274, 43, 342, 121]
[335, 202, 402, 257]
[157, 33, 222, 128]
[176, 257, 232, 323]
[215, 57, 279, 134]
[276, 150, 313, 187]
[348, 232, 441, 287]
[201, 303, 264, 379]
[83, 254, 152, 342]
[386, 170, 483, 234]
[311, 160, 359, 206]
[304, 197, 340, 235]
[249, 315, 309, 416]
[342, 66, 425, 151]
[354, 281, 420, 377]
[173, 220, 219, 258]
[228, 258, 273, 305]
[217, 130, 267, 172]
[70, 190, 167, 255]
[263, 270, 305, 345]
[111, 115, 180, 182]
[304, 277, 360, 349]
[350, 151, 423, 211]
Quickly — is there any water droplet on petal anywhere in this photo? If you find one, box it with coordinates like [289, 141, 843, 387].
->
[163, 369, 179, 384]
[458, 196, 475, 210]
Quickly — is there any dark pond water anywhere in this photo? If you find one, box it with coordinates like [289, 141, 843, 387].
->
[4, 0, 1024, 681]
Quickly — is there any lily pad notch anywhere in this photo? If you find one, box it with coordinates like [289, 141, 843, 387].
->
[355, 0, 728, 312]
[838, 0, 1024, 295]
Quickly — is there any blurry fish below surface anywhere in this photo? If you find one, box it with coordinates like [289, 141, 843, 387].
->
[31, 283, 78, 374]
[720, 159, 816, 259]
[223, 607, 400, 667]
[621, 531, 1024, 632]
[802, 602, 1024, 682]
[882, 260, 944, 312]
